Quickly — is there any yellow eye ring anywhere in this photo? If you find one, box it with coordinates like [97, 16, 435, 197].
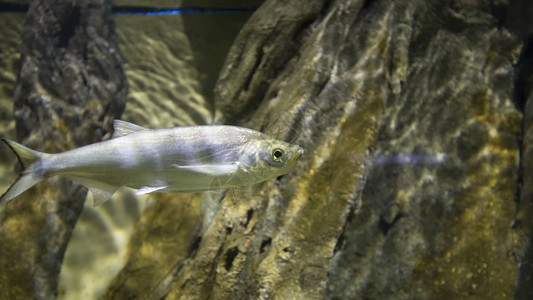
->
[271, 148, 284, 162]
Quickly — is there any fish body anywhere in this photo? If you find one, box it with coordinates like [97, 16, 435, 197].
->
[1, 120, 303, 206]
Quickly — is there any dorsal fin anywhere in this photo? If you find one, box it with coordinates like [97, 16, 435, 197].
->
[112, 120, 147, 138]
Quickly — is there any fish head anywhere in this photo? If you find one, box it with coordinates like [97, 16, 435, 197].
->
[243, 138, 304, 180]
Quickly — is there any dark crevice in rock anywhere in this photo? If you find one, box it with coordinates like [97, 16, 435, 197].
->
[58, 8, 79, 48]
[361, 0, 377, 10]
[260, 238, 272, 254]
[515, 29, 533, 298]
[319, 0, 334, 18]
[224, 247, 239, 271]
[333, 231, 345, 254]
[333, 194, 361, 255]
[378, 212, 403, 236]
[188, 236, 202, 258]
[291, 19, 314, 45]
[179, 278, 191, 290]
[243, 50, 263, 93]
[514, 35, 533, 112]
[489, 1, 508, 29]
[226, 226, 233, 235]
[243, 208, 254, 228]
[513, 36, 533, 221]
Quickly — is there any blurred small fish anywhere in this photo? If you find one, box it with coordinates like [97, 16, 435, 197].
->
[1, 120, 303, 206]
[373, 153, 446, 165]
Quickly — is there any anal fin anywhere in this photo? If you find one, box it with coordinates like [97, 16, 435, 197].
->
[89, 187, 117, 206]
[67, 176, 119, 207]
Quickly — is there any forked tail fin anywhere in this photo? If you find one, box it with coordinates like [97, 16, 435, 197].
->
[0, 138, 48, 204]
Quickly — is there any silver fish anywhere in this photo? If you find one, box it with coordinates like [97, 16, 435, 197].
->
[1, 120, 303, 206]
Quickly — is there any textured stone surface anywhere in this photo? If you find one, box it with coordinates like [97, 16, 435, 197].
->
[326, 2, 523, 298]
[0, 0, 126, 299]
[107, 0, 530, 299]
[102, 193, 201, 299]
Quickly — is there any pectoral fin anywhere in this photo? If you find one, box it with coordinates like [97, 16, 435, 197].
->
[136, 185, 167, 195]
[89, 187, 117, 206]
[67, 176, 119, 207]
[171, 164, 238, 176]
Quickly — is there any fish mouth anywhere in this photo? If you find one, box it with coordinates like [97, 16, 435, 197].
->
[294, 145, 304, 160]
[282, 145, 303, 172]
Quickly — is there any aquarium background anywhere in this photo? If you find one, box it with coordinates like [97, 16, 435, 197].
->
[1, 0, 533, 299]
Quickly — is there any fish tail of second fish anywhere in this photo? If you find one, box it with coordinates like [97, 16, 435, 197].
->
[0, 138, 49, 204]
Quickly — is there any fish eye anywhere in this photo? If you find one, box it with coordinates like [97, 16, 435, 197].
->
[271, 148, 284, 162]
